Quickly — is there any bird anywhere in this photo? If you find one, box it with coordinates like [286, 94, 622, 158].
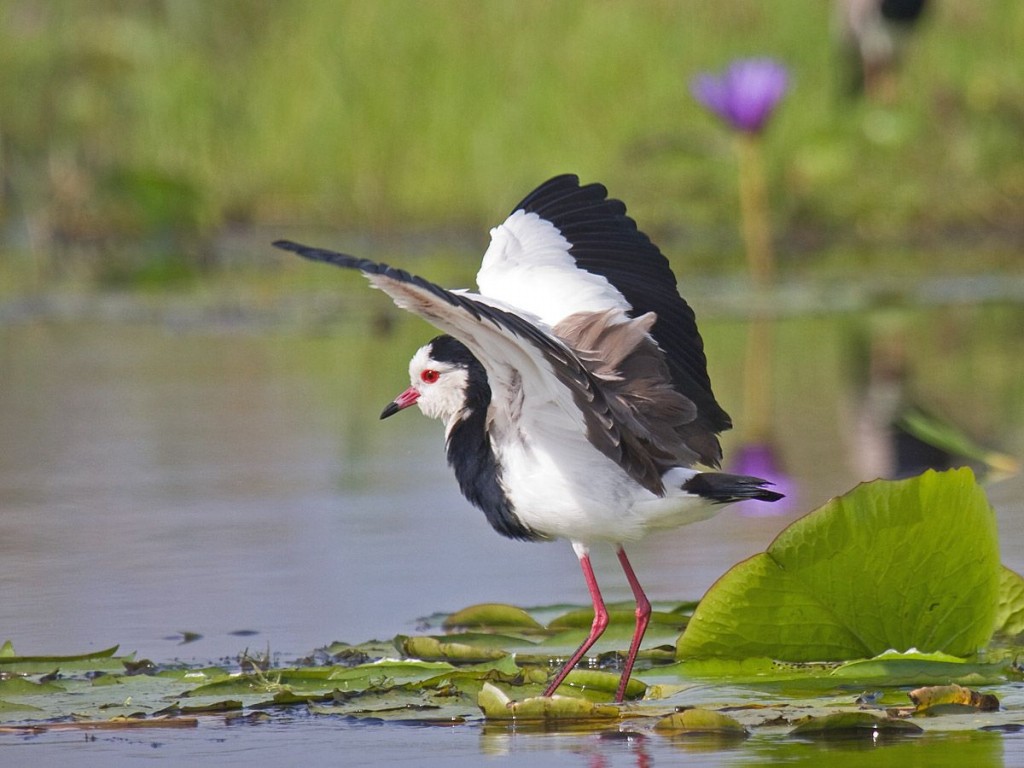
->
[274, 174, 782, 702]
[835, 0, 929, 101]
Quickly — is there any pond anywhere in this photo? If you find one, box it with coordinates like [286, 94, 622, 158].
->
[1, 284, 1022, 765]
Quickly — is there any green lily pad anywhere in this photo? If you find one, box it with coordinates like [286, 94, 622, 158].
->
[654, 708, 748, 736]
[995, 566, 1024, 637]
[831, 650, 1007, 686]
[477, 682, 619, 721]
[548, 607, 687, 630]
[0, 699, 44, 714]
[0, 677, 65, 695]
[789, 711, 924, 738]
[399, 635, 510, 662]
[556, 669, 647, 700]
[0, 645, 126, 675]
[678, 469, 1000, 661]
[172, 699, 245, 715]
[444, 603, 544, 630]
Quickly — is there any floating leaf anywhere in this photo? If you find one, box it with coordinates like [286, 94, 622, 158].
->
[0, 645, 124, 675]
[548, 607, 687, 630]
[184, 660, 459, 698]
[399, 636, 509, 663]
[547, 607, 639, 629]
[557, 670, 647, 700]
[995, 566, 1024, 637]
[0, 716, 199, 732]
[831, 650, 1007, 686]
[308, 688, 473, 723]
[173, 699, 245, 715]
[477, 683, 619, 721]
[908, 684, 1000, 714]
[678, 469, 1000, 661]
[789, 711, 923, 738]
[225, 711, 272, 724]
[0, 699, 43, 714]
[654, 708, 748, 736]
[0, 678, 65, 695]
[444, 603, 544, 630]
[91, 674, 123, 688]
[420, 631, 539, 650]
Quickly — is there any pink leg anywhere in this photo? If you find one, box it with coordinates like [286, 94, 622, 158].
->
[614, 546, 651, 702]
[543, 547, 609, 697]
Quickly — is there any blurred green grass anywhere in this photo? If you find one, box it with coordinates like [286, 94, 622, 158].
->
[0, 1, 1021, 284]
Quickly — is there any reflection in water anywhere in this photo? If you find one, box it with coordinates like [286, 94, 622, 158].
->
[479, 725, 654, 768]
[476, 718, 1013, 767]
[730, 310, 799, 516]
[849, 312, 1020, 482]
[850, 313, 939, 479]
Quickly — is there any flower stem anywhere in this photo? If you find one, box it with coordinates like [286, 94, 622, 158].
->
[736, 134, 775, 288]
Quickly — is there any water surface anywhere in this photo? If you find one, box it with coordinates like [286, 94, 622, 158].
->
[1, 299, 1022, 764]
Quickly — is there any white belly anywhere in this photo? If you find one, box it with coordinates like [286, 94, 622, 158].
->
[495, 427, 719, 544]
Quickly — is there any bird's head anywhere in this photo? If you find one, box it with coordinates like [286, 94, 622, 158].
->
[380, 335, 488, 424]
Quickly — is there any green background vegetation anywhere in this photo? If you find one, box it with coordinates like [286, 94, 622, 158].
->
[1, 1, 1022, 285]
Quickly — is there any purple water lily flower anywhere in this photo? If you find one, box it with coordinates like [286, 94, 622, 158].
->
[691, 58, 790, 134]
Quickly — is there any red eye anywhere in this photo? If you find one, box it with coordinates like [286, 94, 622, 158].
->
[420, 369, 440, 384]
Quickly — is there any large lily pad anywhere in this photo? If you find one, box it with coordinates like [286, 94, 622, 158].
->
[677, 469, 1000, 661]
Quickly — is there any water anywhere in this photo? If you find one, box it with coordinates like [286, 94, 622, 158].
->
[1, 298, 1022, 764]
[0, 320, 800, 662]
[4, 719, 1021, 767]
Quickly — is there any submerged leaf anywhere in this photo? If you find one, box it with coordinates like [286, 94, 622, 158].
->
[678, 469, 1000, 661]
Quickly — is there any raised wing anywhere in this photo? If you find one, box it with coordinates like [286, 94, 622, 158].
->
[478, 175, 730, 465]
[273, 239, 676, 494]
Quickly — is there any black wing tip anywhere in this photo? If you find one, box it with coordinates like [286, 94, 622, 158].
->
[272, 238, 378, 273]
[682, 473, 784, 505]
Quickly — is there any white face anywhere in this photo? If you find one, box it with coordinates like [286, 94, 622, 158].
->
[407, 344, 470, 423]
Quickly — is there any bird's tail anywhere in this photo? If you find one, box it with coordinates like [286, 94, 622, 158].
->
[682, 472, 783, 504]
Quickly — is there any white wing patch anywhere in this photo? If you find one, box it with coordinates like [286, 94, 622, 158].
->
[477, 210, 631, 326]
